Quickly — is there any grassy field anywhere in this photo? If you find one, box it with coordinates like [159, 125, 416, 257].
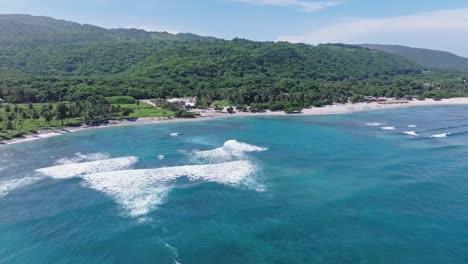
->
[0, 102, 175, 141]
[117, 103, 174, 118]
[0, 104, 80, 140]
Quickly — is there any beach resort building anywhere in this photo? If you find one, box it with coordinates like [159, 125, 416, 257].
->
[166, 97, 197, 110]
[364, 96, 387, 103]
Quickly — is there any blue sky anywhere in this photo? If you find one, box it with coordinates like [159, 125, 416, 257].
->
[2, 0, 468, 56]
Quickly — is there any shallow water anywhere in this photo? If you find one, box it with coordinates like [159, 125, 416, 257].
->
[1, 106, 468, 263]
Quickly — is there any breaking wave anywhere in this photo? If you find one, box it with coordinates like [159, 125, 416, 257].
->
[36, 157, 138, 179]
[365, 123, 384, 127]
[195, 140, 267, 163]
[33, 140, 267, 218]
[381, 126, 396, 130]
[55, 152, 110, 165]
[0, 177, 42, 198]
[403, 131, 419, 136]
[431, 133, 451, 138]
[80, 160, 261, 217]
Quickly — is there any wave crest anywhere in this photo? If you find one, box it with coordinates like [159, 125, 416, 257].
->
[36, 157, 138, 179]
[366, 122, 384, 126]
[81, 160, 261, 217]
[403, 131, 419, 136]
[55, 152, 110, 165]
[431, 133, 451, 138]
[33, 141, 266, 218]
[0, 177, 41, 198]
[195, 140, 267, 162]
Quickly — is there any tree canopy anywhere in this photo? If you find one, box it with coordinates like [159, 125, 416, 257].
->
[1, 14, 467, 107]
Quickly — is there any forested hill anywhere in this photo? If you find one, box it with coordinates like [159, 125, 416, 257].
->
[0, 14, 467, 106]
[358, 44, 468, 70]
[0, 14, 217, 46]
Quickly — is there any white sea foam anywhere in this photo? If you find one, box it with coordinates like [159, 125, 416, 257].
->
[0, 177, 42, 198]
[34, 141, 266, 218]
[36, 157, 138, 179]
[431, 133, 451, 138]
[408, 125, 417, 128]
[195, 140, 267, 162]
[55, 152, 110, 165]
[381, 126, 396, 130]
[366, 122, 384, 126]
[165, 243, 182, 264]
[170, 133, 180, 137]
[403, 131, 419, 136]
[158, 155, 165, 160]
[80, 160, 260, 217]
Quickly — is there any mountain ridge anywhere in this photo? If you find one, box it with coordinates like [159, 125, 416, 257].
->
[0, 14, 218, 46]
[358, 44, 468, 70]
[0, 14, 466, 106]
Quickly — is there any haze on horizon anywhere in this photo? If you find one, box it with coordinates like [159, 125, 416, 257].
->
[1, 0, 468, 57]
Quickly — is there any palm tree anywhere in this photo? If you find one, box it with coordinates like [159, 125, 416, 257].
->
[40, 104, 54, 128]
[6, 113, 15, 130]
[55, 103, 68, 126]
[31, 110, 40, 124]
[43, 111, 54, 128]
[136, 100, 141, 115]
[5, 120, 14, 130]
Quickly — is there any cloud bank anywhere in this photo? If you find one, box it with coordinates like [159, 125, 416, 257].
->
[278, 8, 468, 56]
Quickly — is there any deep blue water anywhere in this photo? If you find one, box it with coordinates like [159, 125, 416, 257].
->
[2, 106, 468, 263]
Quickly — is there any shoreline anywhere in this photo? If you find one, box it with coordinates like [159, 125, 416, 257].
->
[2, 97, 468, 146]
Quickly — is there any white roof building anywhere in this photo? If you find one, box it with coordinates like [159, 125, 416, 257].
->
[166, 97, 197, 106]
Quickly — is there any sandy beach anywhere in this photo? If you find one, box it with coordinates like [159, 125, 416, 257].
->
[2, 97, 468, 146]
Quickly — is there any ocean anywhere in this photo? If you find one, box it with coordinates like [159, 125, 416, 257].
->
[1, 106, 468, 263]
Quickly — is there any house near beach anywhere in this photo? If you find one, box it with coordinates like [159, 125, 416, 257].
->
[166, 97, 197, 110]
[364, 96, 387, 103]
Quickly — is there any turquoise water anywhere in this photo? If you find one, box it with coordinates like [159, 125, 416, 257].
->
[2, 106, 468, 263]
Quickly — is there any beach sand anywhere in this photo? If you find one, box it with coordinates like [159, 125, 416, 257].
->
[2, 97, 468, 146]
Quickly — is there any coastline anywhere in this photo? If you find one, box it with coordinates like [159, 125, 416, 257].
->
[2, 97, 468, 146]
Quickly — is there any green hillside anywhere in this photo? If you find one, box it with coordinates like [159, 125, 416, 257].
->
[358, 44, 468, 70]
[0, 15, 467, 107]
[0, 14, 216, 47]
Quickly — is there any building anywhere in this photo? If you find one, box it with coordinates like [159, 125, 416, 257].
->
[166, 97, 197, 110]
[364, 96, 387, 103]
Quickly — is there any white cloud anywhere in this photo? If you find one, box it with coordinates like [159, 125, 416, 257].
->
[231, 0, 343, 12]
[278, 8, 468, 56]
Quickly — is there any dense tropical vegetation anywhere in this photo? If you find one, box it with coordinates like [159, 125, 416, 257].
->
[358, 44, 468, 70]
[0, 96, 174, 140]
[1, 14, 468, 140]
